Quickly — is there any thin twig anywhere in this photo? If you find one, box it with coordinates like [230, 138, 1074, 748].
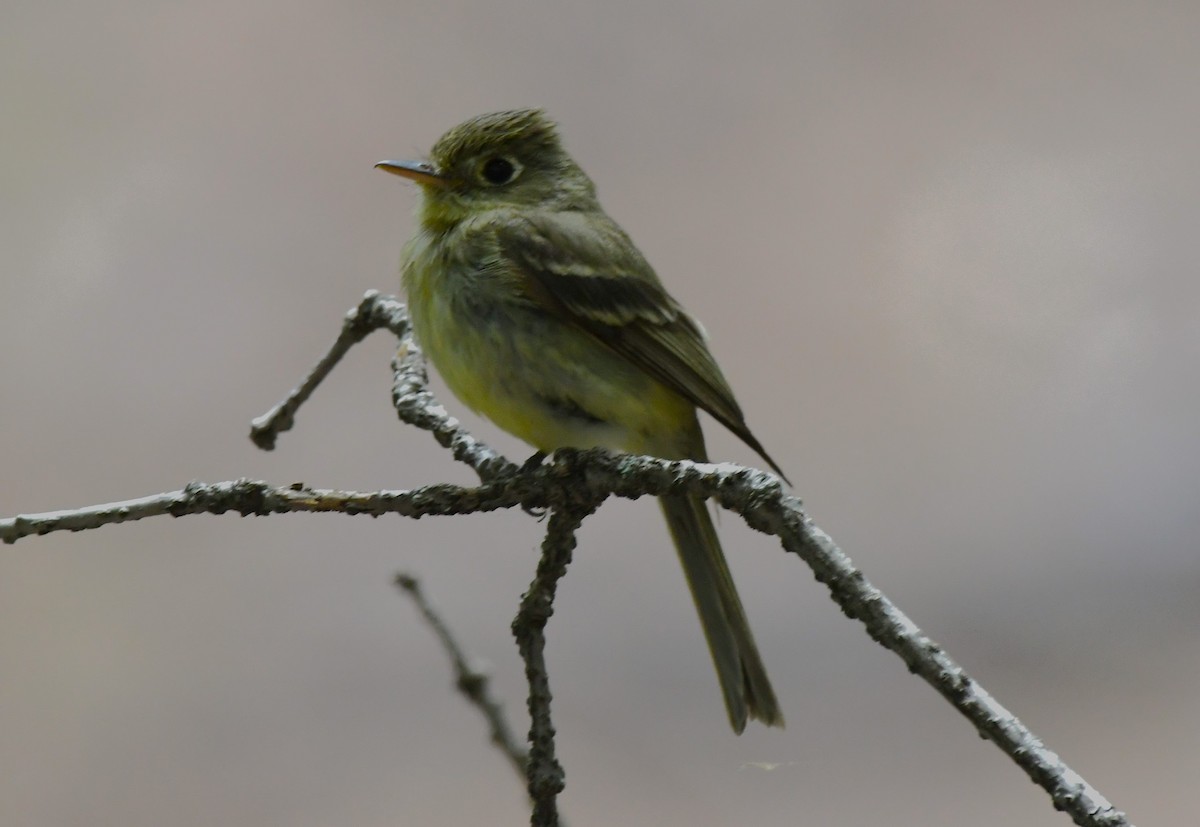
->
[250, 290, 399, 450]
[250, 290, 518, 481]
[395, 572, 529, 783]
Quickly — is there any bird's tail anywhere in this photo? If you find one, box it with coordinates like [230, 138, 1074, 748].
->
[660, 493, 784, 733]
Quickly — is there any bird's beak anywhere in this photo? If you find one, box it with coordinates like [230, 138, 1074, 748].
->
[374, 160, 449, 188]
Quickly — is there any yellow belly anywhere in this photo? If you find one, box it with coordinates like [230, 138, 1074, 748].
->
[403, 229, 697, 459]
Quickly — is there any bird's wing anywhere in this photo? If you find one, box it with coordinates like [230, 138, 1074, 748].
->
[494, 210, 788, 481]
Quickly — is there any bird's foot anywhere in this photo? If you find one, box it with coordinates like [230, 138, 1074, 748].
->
[519, 451, 549, 519]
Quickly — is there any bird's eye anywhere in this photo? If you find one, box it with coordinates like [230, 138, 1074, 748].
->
[480, 156, 519, 185]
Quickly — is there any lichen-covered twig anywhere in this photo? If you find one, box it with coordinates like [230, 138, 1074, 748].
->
[0, 292, 1133, 827]
[250, 290, 517, 481]
[510, 502, 599, 827]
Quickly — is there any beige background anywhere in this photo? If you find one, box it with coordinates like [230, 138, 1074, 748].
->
[2, 2, 1197, 824]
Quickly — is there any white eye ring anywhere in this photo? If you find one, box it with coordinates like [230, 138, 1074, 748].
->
[478, 155, 522, 186]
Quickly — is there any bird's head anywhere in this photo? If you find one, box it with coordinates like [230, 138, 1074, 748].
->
[377, 109, 597, 230]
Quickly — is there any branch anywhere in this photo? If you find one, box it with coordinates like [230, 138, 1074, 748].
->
[0, 479, 527, 544]
[1, 291, 1133, 827]
[395, 573, 529, 785]
[249, 290, 401, 450]
[548, 453, 1132, 826]
[511, 504, 600, 827]
[250, 290, 518, 481]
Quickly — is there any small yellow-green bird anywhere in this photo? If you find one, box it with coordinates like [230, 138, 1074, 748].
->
[378, 109, 786, 733]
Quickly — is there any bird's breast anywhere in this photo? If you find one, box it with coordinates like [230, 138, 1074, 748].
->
[400, 223, 696, 457]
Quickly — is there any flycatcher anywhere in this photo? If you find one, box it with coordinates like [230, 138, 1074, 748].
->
[378, 109, 786, 733]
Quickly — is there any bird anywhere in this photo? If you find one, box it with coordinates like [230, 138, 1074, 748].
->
[377, 109, 786, 733]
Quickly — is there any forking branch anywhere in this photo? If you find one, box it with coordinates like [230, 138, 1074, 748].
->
[0, 291, 1132, 827]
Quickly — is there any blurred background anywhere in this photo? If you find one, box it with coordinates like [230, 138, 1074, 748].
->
[2, 2, 1196, 824]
